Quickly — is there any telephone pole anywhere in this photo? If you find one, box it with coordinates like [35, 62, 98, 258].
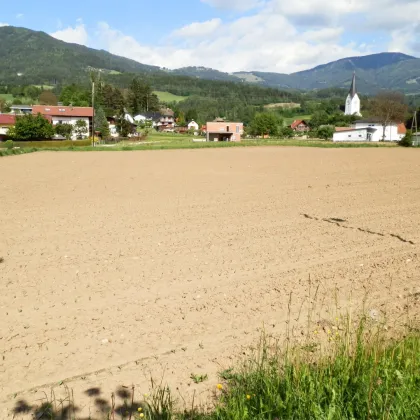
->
[91, 79, 95, 147]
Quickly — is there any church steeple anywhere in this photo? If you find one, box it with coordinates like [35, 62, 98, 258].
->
[345, 72, 361, 116]
[349, 72, 357, 98]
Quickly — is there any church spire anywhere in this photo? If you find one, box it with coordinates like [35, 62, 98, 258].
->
[349, 72, 357, 98]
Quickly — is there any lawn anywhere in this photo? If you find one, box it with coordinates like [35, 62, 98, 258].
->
[283, 114, 312, 125]
[153, 90, 188, 103]
[1, 134, 400, 156]
[0, 93, 34, 104]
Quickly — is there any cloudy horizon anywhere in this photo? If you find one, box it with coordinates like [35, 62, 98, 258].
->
[2, 0, 419, 74]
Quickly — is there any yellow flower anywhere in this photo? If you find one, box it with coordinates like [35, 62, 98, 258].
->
[216, 384, 223, 390]
[327, 330, 331, 335]
[246, 394, 251, 400]
[138, 407, 143, 412]
[139, 414, 144, 418]
[314, 330, 319, 335]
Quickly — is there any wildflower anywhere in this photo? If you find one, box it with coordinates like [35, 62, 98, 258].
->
[314, 330, 319, 335]
[246, 394, 251, 400]
[138, 407, 143, 412]
[216, 384, 223, 390]
[139, 414, 144, 418]
[143, 393, 149, 397]
[327, 329, 331, 335]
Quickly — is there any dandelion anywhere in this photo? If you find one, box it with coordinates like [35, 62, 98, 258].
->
[246, 394, 251, 400]
[139, 414, 144, 418]
[138, 407, 143, 412]
[216, 384, 223, 390]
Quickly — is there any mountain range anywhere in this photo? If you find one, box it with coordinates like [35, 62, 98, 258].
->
[1, 26, 419, 94]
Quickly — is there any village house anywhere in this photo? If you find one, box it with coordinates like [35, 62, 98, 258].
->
[206, 119, 243, 142]
[32, 105, 94, 140]
[157, 108, 175, 131]
[187, 120, 199, 132]
[290, 119, 310, 132]
[0, 114, 16, 140]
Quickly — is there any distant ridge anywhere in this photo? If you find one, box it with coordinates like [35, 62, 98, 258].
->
[0, 26, 419, 93]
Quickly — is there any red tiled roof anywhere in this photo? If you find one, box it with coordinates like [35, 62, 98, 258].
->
[0, 115, 16, 125]
[32, 105, 94, 117]
[290, 119, 308, 129]
[397, 123, 406, 135]
[335, 127, 355, 132]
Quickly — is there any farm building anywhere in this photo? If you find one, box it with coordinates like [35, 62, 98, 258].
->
[333, 119, 406, 142]
[206, 120, 243, 142]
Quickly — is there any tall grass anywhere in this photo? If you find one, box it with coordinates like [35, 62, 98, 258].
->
[207, 322, 420, 420]
[21, 317, 418, 419]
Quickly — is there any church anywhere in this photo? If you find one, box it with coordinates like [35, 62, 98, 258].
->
[344, 73, 361, 116]
[333, 73, 406, 142]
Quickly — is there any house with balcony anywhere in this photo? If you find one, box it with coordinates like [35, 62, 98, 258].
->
[206, 119, 243, 142]
[31, 105, 94, 139]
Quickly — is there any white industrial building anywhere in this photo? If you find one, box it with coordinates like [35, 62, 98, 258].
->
[333, 119, 406, 142]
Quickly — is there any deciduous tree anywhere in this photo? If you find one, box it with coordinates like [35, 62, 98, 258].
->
[373, 91, 408, 141]
[250, 112, 279, 137]
[54, 123, 73, 140]
[7, 113, 54, 140]
[39, 90, 58, 105]
[74, 119, 88, 139]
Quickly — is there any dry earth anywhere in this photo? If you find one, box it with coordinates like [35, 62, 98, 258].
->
[1, 148, 419, 418]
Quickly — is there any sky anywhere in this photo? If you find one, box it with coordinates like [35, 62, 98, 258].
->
[1, 0, 419, 73]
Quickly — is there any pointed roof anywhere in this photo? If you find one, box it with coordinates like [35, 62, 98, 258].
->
[349, 72, 357, 98]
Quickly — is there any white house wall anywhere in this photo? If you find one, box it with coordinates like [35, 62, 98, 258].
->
[51, 116, 90, 140]
[333, 129, 368, 142]
[354, 123, 402, 141]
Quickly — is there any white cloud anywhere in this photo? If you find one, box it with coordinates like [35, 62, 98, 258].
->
[56, 0, 418, 74]
[173, 18, 222, 38]
[201, 0, 264, 11]
[50, 22, 88, 46]
[389, 23, 420, 56]
[0, 23, 9, 27]
[16, 13, 24, 19]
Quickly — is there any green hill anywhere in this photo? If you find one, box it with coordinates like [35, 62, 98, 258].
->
[233, 53, 420, 94]
[0, 26, 160, 85]
[1, 26, 419, 95]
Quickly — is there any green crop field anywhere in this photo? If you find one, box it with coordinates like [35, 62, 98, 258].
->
[153, 90, 188, 103]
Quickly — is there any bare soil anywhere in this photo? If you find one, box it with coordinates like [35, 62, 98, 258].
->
[1, 148, 419, 418]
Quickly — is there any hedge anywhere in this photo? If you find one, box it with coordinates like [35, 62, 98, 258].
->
[11, 140, 92, 148]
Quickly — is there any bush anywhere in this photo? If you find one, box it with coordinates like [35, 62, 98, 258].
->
[399, 130, 413, 147]
[7, 113, 55, 140]
[4, 140, 14, 149]
[317, 125, 335, 140]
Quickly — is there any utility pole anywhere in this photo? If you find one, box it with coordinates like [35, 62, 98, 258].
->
[91, 79, 95, 147]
